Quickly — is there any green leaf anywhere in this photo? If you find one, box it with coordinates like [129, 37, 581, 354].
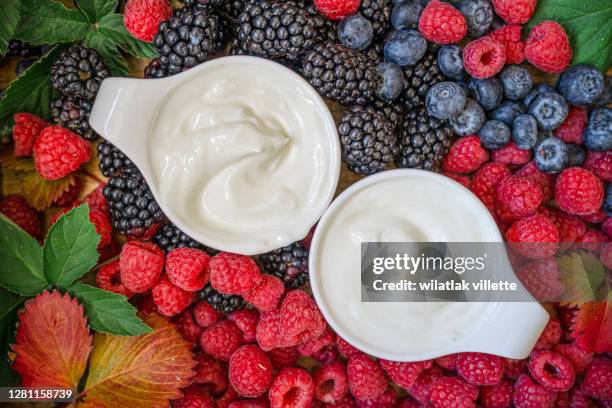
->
[0, 289, 21, 387]
[0, 214, 47, 296]
[558, 252, 607, 303]
[76, 0, 118, 22]
[15, 0, 90, 45]
[98, 14, 158, 58]
[68, 283, 152, 336]
[0, 0, 21, 57]
[43, 205, 100, 289]
[529, 0, 612, 71]
[85, 30, 129, 76]
[0, 288, 24, 322]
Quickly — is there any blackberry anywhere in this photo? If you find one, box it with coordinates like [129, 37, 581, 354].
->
[198, 284, 245, 313]
[359, 0, 392, 37]
[236, 1, 316, 61]
[153, 222, 215, 253]
[364, 41, 385, 65]
[97, 142, 135, 177]
[300, 42, 378, 106]
[395, 106, 453, 171]
[338, 105, 398, 175]
[259, 242, 309, 289]
[50, 96, 98, 140]
[144, 58, 171, 78]
[50, 45, 109, 100]
[305, 2, 337, 43]
[154, 6, 225, 75]
[373, 99, 403, 130]
[401, 48, 446, 109]
[7, 40, 46, 58]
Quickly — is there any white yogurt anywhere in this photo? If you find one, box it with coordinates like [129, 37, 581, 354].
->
[148, 60, 339, 255]
[310, 170, 504, 361]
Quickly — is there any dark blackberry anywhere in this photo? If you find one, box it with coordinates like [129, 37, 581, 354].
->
[144, 58, 171, 78]
[300, 42, 379, 106]
[198, 284, 245, 313]
[395, 105, 454, 171]
[373, 99, 403, 130]
[51, 96, 98, 140]
[154, 6, 225, 75]
[7, 40, 46, 58]
[338, 105, 398, 175]
[259, 242, 309, 289]
[50, 45, 109, 100]
[359, 0, 392, 37]
[153, 222, 212, 253]
[364, 41, 385, 65]
[401, 48, 446, 109]
[305, 2, 338, 43]
[97, 142, 135, 177]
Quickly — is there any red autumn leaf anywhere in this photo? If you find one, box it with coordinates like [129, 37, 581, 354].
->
[569, 300, 612, 353]
[12, 290, 92, 388]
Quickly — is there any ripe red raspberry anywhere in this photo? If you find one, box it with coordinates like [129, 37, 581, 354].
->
[555, 167, 604, 216]
[210, 253, 262, 295]
[379, 359, 432, 390]
[243, 274, 284, 312]
[297, 326, 334, 356]
[480, 379, 513, 408]
[566, 388, 597, 408]
[216, 387, 238, 408]
[553, 343, 593, 375]
[503, 358, 527, 380]
[269, 367, 314, 408]
[194, 353, 227, 394]
[506, 214, 559, 259]
[515, 161, 555, 202]
[546, 208, 586, 247]
[581, 357, 612, 400]
[84, 184, 108, 214]
[152, 275, 195, 316]
[554, 106, 587, 145]
[525, 21, 572, 74]
[313, 0, 359, 20]
[119, 241, 164, 293]
[580, 208, 606, 224]
[175, 309, 203, 347]
[513, 374, 556, 408]
[33, 125, 91, 180]
[492, 143, 532, 167]
[0, 195, 41, 239]
[489, 25, 525, 64]
[435, 354, 458, 372]
[428, 376, 479, 408]
[492, 0, 537, 24]
[576, 228, 608, 252]
[256, 310, 297, 351]
[528, 351, 575, 392]
[96, 259, 133, 297]
[12, 113, 47, 157]
[267, 346, 299, 370]
[456, 352, 504, 386]
[516, 258, 563, 302]
[166, 248, 210, 292]
[603, 217, 612, 238]
[280, 290, 326, 343]
[312, 344, 339, 365]
[314, 361, 349, 404]
[444, 172, 472, 189]
[584, 151, 612, 183]
[193, 301, 220, 328]
[228, 400, 267, 408]
[410, 367, 444, 404]
[418, 0, 467, 44]
[495, 176, 543, 222]
[347, 354, 387, 400]
[442, 136, 489, 174]
[53, 177, 81, 207]
[174, 385, 214, 408]
[228, 309, 259, 343]
[534, 319, 562, 351]
[124, 0, 172, 42]
[471, 162, 511, 210]
[356, 388, 398, 408]
[201, 320, 243, 361]
[336, 336, 365, 360]
[463, 37, 506, 79]
[229, 345, 273, 398]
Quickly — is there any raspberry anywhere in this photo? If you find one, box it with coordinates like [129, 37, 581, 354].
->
[534, 319, 562, 351]
[418, 0, 467, 44]
[492, 0, 537, 24]
[553, 343, 593, 375]
[397, 397, 421, 408]
[124, 0, 172, 42]
[506, 214, 559, 259]
[313, 0, 360, 20]
[328, 395, 358, 408]
[471, 162, 511, 211]
[267, 347, 299, 370]
[525, 21, 572, 74]
[314, 361, 349, 404]
[216, 387, 238, 408]
[243, 274, 284, 312]
[12, 113, 47, 157]
[555, 167, 604, 216]
[410, 367, 444, 404]
[435, 354, 458, 372]
[516, 258, 563, 302]
[228, 309, 259, 343]
[210, 253, 262, 295]
[503, 358, 527, 380]
[256, 310, 298, 351]
[201, 320, 243, 361]
[119, 241, 164, 293]
[576, 228, 608, 252]
[269, 367, 314, 408]
[175, 309, 203, 347]
[481, 379, 513, 408]
[580, 208, 606, 224]
[280, 290, 326, 342]
[546, 208, 586, 247]
[554, 106, 587, 145]
[603, 217, 612, 238]
[379, 359, 432, 390]
[174, 385, 214, 408]
[166, 248, 211, 292]
[489, 25, 525, 64]
[229, 345, 273, 398]
[33, 125, 91, 180]
[515, 161, 555, 202]
[528, 351, 575, 392]
[194, 353, 227, 394]
[492, 143, 532, 167]
[456, 352, 504, 386]
[442, 136, 489, 174]
[96, 259, 133, 297]
[495, 176, 543, 222]
[584, 151, 612, 183]
[463, 37, 506, 79]
[581, 357, 612, 400]
[347, 354, 387, 400]
[297, 326, 334, 356]
[567, 388, 597, 408]
[0, 195, 41, 239]
[428, 376, 478, 408]
[513, 374, 556, 408]
[84, 184, 108, 215]
[53, 177, 81, 207]
[193, 301, 220, 328]
[356, 388, 397, 408]
[444, 172, 472, 189]
[152, 275, 195, 316]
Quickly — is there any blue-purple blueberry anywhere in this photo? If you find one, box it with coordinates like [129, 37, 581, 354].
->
[468, 77, 503, 111]
[383, 29, 427, 66]
[583, 107, 612, 151]
[489, 100, 525, 126]
[376, 62, 405, 101]
[534, 136, 568, 174]
[499, 65, 533, 100]
[477, 120, 510, 150]
[522, 83, 556, 107]
[450, 98, 485, 136]
[426, 81, 467, 120]
[456, 0, 494, 37]
[437, 45, 465, 80]
[338, 13, 374, 51]
[557, 64, 605, 106]
[528, 92, 569, 131]
[512, 114, 538, 150]
[391, 1, 424, 29]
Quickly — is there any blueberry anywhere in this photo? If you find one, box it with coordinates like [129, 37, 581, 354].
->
[426, 81, 467, 120]
[450, 98, 485, 136]
[383, 29, 427, 66]
[338, 13, 374, 51]
[468, 77, 503, 111]
[489, 100, 525, 126]
[478, 120, 511, 150]
[534, 137, 569, 174]
[500, 65, 533, 100]
[456, 0, 494, 37]
[557, 64, 605, 106]
[583, 107, 612, 151]
[528, 92, 569, 131]
[437, 45, 465, 80]
[376, 62, 405, 101]
[605, 183, 612, 216]
[512, 114, 538, 149]
[391, 1, 424, 30]
[522, 83, 556, 107]
[593, 75, 612, 107]
[566, 143, 586, 167]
